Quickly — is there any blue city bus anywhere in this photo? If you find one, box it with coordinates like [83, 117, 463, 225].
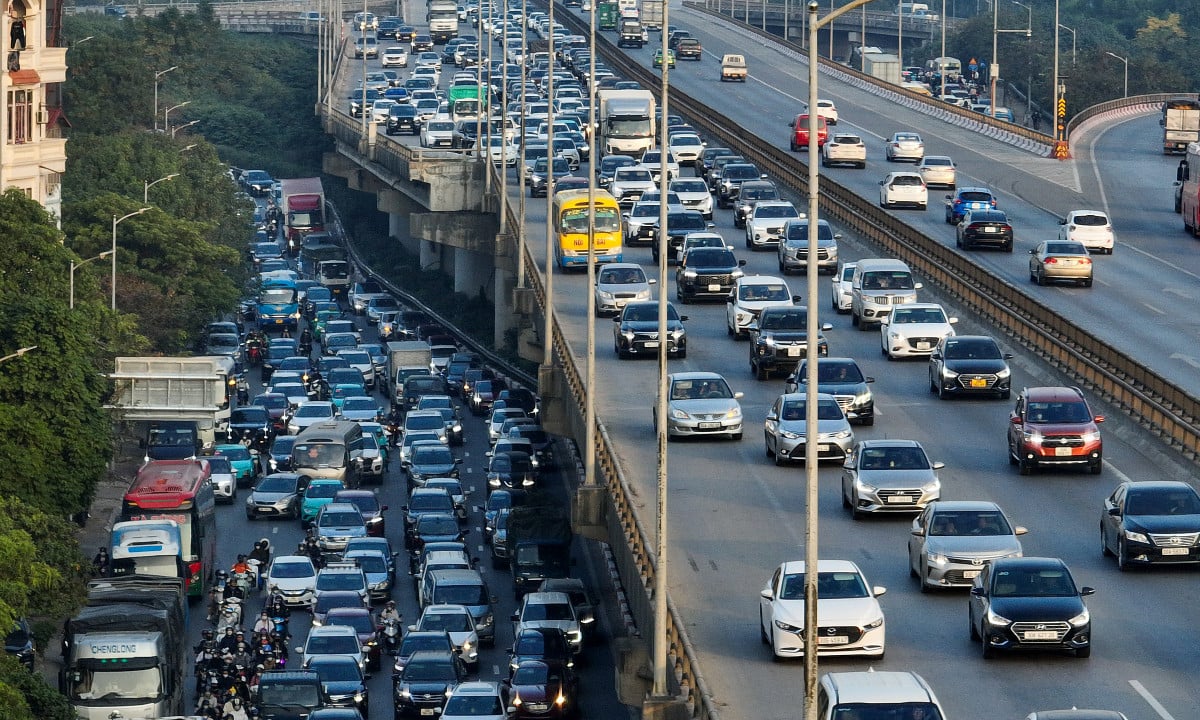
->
[257, 274, 300, 331]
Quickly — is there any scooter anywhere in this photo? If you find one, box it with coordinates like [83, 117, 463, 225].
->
[215, 596, 243, 634]
[380, 616, 402, 655]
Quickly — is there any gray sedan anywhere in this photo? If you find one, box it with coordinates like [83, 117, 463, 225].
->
[657, 372, 743, 440]
[907, 501, 1026, 591]
[841, 439, 943, 519]
[763, 392, 854, 465]
[593, 263, 655, 316]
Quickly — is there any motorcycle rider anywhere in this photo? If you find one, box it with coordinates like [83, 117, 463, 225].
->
[217, 626, 240, 654]
[230, 642, 254, 674]
[252, 612, 273, 636]
[222, 694, 250, 720]
[195, 688, 221, 719]
[380, 599, 402, 625]
[298, 327, 313, 356]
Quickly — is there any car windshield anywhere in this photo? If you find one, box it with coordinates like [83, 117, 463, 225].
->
[413, 446, 454, 465]
[254, 395, 290, 411]
[779, 399, 842, 421]
[742, 186, 778, 201]
[400, 635, 450, 656]
[943, 338, 1001, 360]
[756, 205, 798, 218]
[895, 133, 921, 142]
[672, 179, 707, 193]
[860, 446, 930, 470]
[891, 308, 946, 324]
[958, 191, 992, 202]
[1073, 213, 1108, 226]
[779, 571, 869, 600]
[1045, 243, 1087, 255]
[339, 493, 379, 513]
[306, 635, 359, 655]
[522, 601, 573, 621]
[434, 584, 489, 605]
[890, 174, 924, 187]
[831, 703, 943, 720]
[309, 658, 361, 682]
[407, 415, 444, 431]
[405, 659, 459, 682]
[412, 493, 454, 512]
[259, 682, 321, 707]
[419, 515, 460, 534]
[623, 304, 680, 322]
[924, 156, 952, 167]
[512, 663, 563, 685]
[616, 169, 652, 183]
[671, 378, 733, 401]
[420, 612, 473, 633]
[631, 203, 660, 218]
[738, 284, 789, 302]
[1126, 488, 1200, 515]
[991, 567, 1076, 597]
[862, 272, 915, 290]
[1024, 401, 1091, 424]
[206, 457, 232, 473]
[257, 475, 296, 493]
[306, 481, 345, 499]
[928, 511, 1013, 536]
[599, 267, 646, 284]
[348, 553, 387, 573]
[445, 692, 505, 716]
[758, 310, 806, 330]
[319, 511, 363, 527]
[271, 561, 314, 579]
[687, 249, 735, 267]
[834, 135, 862, 144]
[342, 398, 377, 412]
[296, 405, 334, 418]
[814, 362, 863, 383]
[215, 446, 250, 461]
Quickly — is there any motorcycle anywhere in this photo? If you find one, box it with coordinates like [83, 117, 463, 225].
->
[231, 570, 254, 598]
[380, 617, 402, 655]
[215, 596, 243, 634]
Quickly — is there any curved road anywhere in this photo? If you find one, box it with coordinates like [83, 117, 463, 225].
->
[497, 4, 1200, 718]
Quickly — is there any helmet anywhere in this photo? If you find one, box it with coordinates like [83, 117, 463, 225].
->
[224, 627, 235, 635]
[258, 538, 270, 549]
[231, 697, 243, 707]
[216, 569, 228, 580]
[203, 629, 214, 640]
[236, 554, 247, 563]
[386, 600, 396, 608]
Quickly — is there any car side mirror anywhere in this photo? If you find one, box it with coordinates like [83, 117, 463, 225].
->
[1094, 415, 1105, 423]
[454, 458, 463, 464]
[970, 587, 985, 597]
[914, 282, 923, 290]
[766, 412, 777, 421]
[1058, 218, 1067, 225]
[945, 194, 952, 200]
[1010, 415, 1023, 425]
[401, 506, 409, 512]
[872, 586, 887, 597]
[931, 461, 945, 469]
[1014, 526, 1029, 535]
[679, 315, 689, 321]
[1002, 353, 1014, 359]
[648, 278, 657, 285]
[510, 612, 520, 621]
[788, 119, 795, 128]
[1080, 587, 1096, 596]
[733, 391, 744, 400]
[1029, 248, 1037, 255]
[1107, 506, 1120, 517]
[738, 260, 747, 267]
[760, 588, 773, 599]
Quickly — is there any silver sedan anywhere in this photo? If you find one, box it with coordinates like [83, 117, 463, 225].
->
[764, 393, 854, 465]
[658, 372, 743, 441]
[907, 501, 1026, 592]
[841, 439, 943, 519]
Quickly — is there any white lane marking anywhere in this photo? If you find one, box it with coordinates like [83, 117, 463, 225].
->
[1169, 353, 1200, 370]
[1143, 303, 1166, 316]
[1103, 460, 1134, 485]
[1129, 680, 1177, 720]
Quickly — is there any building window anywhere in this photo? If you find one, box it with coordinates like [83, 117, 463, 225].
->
[7, 89, 33, 144]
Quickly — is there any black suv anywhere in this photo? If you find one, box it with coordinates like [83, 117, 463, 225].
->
[717, 163, 763, 208]
[226, 405, 275, 449]
[612, 301, 688, 359]
[257, 670, 325, 720]
[650, 210, 711, 264]
[749, 306, 831, 379]
[787, 357, 875, 425]
[676, 247, 746, 303]
[392, 650, 466, 718]
[387, 104, 419, 136]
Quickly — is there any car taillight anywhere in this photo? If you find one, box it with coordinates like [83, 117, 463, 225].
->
[1045, 258, 1059, 264]
[1079, 258, 1092, 265]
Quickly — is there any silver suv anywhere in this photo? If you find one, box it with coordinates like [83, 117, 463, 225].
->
[510, 591, 583, 655]
[778, 219, 842, 275]
[850, 258, 921, 331]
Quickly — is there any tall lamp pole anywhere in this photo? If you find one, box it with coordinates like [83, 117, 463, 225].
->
[153, 66, 178, 131]
[163, 100, 191, 131]
[144, 173, 179, 204]
[1058, 23, 1075, 66]
[0, 346, 36, 365]
[990, 0, 1031, 119]
[1105, 51, 1128, 98]
[70, 252, 113, 309]
[112, 207, 151, 311]
[805, 3, 872, 718]
[171, 119, 200, 138]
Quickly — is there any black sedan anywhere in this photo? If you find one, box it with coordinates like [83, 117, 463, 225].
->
[486, 451, 537, 492]
[969, 557, 1094, 659]
[392, 650, 465, 719]
[787, 357, 875, 426]
[675, 247, 746, 303]
[928, 335, 1013, 399]
[1100, 480, 1200, 569]
[406, 512, 467, 552]
[404, 444, 462, 487]
[612, 301, 687, 360]
[956, 209, 1014, 251]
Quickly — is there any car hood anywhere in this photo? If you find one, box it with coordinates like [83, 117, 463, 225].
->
[597, 282, 651, 295]
[671, 399, 738, 415]
[943, 358, 1009, 374]
[682, 264, 740, 274]
[319, 525, 366, 536]
[924, 535, 1022, 558]
[403, 679, 454, 696]
[736, 299, 792, 316]
[758, 330, 816, 342]
[520, 619, 577, 636]
[622, 320, 684, 332]
[797, 380, 868, 396]
[1026, 422, 1096, 435]
[888, 323, 952, 337]
[1124, 513, 1200, 534]
[772, 596, 883, 628]
[777, 418, 852, 437]
[989, 595, 1085, 622]
[250, 490, 296, 503]
[413, 462, 458, 475]
[855, 469, 938, 487]
[269, 576, 314, 592]
[322, 679, 365, 697]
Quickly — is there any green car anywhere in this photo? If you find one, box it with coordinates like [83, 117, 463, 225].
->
[311, 309, 342, 341]
[330, 383, 367, 411]
[301, 478, 346, 524]
[653, 49, 676, 69]
[212, 444, 261, 488]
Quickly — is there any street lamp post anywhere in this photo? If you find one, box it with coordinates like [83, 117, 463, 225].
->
[0, 346, 36, 365]
[112, 207, 151, 311]
[144, 173, 180, 203]
[1105, 51, 1128, 98]
[990, 0, 1031, 119]
[70, 251, 113, 309]
[153, 66, 178, 132]
[1058, 23, 1075, 66]
[163, 101, 191, 132]
[805, 5, 872, 717]
[171, 119, 200, 138]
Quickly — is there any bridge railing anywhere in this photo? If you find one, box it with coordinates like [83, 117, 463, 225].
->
[1067, 92, 1195, 137]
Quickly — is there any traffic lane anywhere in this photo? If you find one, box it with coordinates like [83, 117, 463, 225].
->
[508, 159, 1199, 719]
[604, 14, 1200, 396]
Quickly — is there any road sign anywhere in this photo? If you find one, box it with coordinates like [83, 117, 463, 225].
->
[1057, 98, 1067, 118]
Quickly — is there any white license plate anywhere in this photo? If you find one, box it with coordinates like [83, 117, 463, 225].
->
[916, 341, 930, 350]
[787, 346, 801, 357]
[698, 422, 722, 429]
[962, 569, 981, 579]
[420, 709, 436, 716]
[983, 226, 996, 232]
[817, 635, 849, 645]
[1162, 547, 1189, 556]
[643, 341, 659, 348]
[707, 283, 722, 292]
[1054, 447, 1074, 456]
[817, 445, 830, 452]
[885, 495, 914, 504]
[1023, 630, 1059, 640]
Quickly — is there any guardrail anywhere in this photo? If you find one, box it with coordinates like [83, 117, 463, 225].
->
[1067, 92, 1195, 137]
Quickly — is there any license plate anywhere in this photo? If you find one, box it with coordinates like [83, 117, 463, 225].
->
[421, 710, 436, 716]
[787, 346, 801, 357]
[983, 226, 996, 232]
[885, 496, 914, 504]
[274, 319, 283, 324]
[643, 341, 659, 348]
[916, 341, 930, 350]
[698, 422, 722, 429]
[969, 377, 988, 388]
[817, 636, 849, 645]
[963, 570, 981, 579]
[707, 283, 722, 292]
[817, 445, 830, 452]
[1023, 630, 1058, 640]
[1162, 547, 1189, 556]
[1054, 447, 1074, 456]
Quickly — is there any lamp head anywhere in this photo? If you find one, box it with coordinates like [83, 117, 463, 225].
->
[808, 0, 819, 10]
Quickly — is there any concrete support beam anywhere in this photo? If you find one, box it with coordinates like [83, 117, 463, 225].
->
[410, 212, 499, 254]
[452, 246, 492, 298]
[420, 240, 440, 272]
[412, 159, 488, 212]
[493, 266, 515, 350]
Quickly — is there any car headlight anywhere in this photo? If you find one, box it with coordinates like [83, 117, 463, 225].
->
[923, 479, 941, 493]
[779, 430, 801, 440]
[725, 406, 742, 419]
[598, 290, 614, 300]
[863, 616, 884, 630]
[855, 479, 877, 493]
[1022, 429, 1043, 444]
[636, 290, 652, 300]
[986, 608, 1011, 626]
[670, 329, 684, 340]
[940, 367, 959, 379]
[398, 687, 412, 699]
[928, 552, 948, 567]
[1068, 607, 1090, 627]
[671, 408, 690, 420]
[736, 311, 751, 323]
[1081, 430, 1101, 443]
[996, 367, 1011, 378]
[732, 269, 744, 279]
[682, 270, 697, 279]
[773, 619, 801, 633]
[1124, 530, 1149, 544]
[832, 429, 852, 439]
[762, 336, 776, 347]
[354, 692, 364, 704]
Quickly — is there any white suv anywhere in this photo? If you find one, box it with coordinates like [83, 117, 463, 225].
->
[725, 275, 797, 339]
[1059, 209, 1114, 254]
[745, 201, 803, 249]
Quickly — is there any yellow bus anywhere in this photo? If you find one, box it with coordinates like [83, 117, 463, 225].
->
[553, 188, 623, 270]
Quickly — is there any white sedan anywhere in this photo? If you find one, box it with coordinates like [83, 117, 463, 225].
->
[759, 559, 886, 659]
[830, 261, 856, 314]
[880, 303, 957, 359]
[822, 133, 867, 168]
[1059, 210, 1114, 254]
[421, 119, 457, 148]
[879, 172, 928, 210]
[381, 46, 409, 68]
[917, 155, 957, 189]
[885, 131, 925, 162]
[814, 98, 839, 124]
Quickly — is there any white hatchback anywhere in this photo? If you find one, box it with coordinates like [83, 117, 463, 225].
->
[1059, 210, 1114, 254]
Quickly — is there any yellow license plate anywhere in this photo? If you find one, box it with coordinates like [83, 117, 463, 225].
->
[969, 378, 987, 388]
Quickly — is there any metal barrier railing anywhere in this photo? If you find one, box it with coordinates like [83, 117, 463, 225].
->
[1067, 93, 1196, 136]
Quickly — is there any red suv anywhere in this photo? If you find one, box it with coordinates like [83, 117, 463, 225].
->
[1007, 386, 1104, 475]
[789, 114, 828, 151]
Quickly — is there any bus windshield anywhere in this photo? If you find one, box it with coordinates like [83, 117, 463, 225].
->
[561, 207, 621, 233]
[260, 288, 297, 305]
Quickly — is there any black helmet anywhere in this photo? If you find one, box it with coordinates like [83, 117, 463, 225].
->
[224, 627, 234, 635]
[203, 629, 214, 640]
[237, 554, 247, 562]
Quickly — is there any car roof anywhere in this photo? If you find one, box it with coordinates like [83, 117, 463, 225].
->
[857, 438, 923, 449]
[523, 591, 571, 605]
[992, 556, 1068, 572]
[926, 500, 1005, 512]
[668, 371, 727, 382]
[308, 623, 360, 636]
[955, 186, 993, 195]
[778, 559, 860, 574]
[1120, 480, 1198, 494]
[1022, 386, 1085, 402]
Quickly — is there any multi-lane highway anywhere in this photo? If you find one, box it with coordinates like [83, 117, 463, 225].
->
[485, 4, 1199, 718]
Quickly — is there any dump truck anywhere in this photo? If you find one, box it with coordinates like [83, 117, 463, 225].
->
[108, 356, 237, 448]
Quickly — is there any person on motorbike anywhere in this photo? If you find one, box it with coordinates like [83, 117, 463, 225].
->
[298, 327, 313, 356]
[223, 694, 250, 720]
[218, 627, 239, 654]
[248, 538, 271, 566]
[231, 643, 254, 673]
[252, 612, 273, 636]
[196, 688, 221, 718]
[380, 600, 402, 625]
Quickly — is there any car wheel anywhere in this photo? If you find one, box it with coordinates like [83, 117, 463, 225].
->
[731, 432, 742, 441]
[1101, 524, 1113, 557]
[1076, 644, 1092, 659]
[1089, 457, 1103, 474]
[1083, 277, 1093, 288]
[1018, 455, 1034, 476]
[773, 445, 785, 466]
[982, 636, 996, 659]
[937, 382, 948, 400]
[765, 436, 774, 458]
[677, 348, 687, 359]
[860, 415, 874, 427]
[759, 609, 770, 644]
[970, 615, 981, 641]
[790, 141, 798, 151]
[756, 364, 768, 381]
[918, 573, 930, 593]
[1008, 441, 1018, 465]
[245, 513, 255, 521]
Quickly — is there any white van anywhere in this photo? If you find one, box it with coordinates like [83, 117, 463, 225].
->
[851, 258, 922, 330]
[818, 671, 946, 719]
[896, 2, 929, 14]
